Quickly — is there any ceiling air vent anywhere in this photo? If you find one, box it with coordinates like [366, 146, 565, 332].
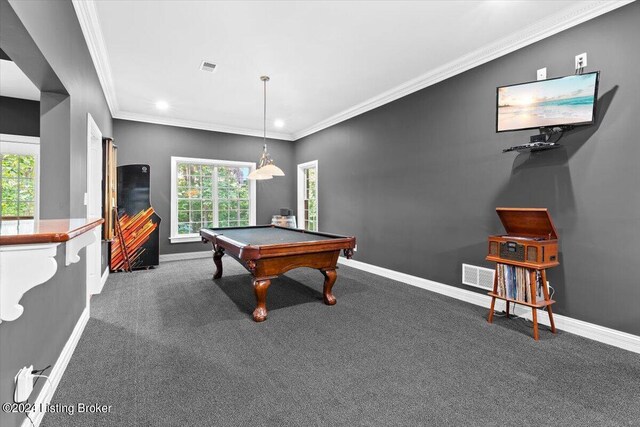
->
[200, 61, 217, 73]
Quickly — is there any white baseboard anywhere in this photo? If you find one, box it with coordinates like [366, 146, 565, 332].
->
[159, 250, 212, 263]
[96, 267, 109, 293]
[338, 257, 640, 354]
[149, 251, 640, 353]
[22, 307, 90, 427]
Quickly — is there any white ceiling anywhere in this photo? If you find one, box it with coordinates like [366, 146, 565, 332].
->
[74, 0, 630, 141]
[0, 59, 40, 101]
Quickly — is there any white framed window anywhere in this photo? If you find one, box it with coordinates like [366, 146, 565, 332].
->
[170, 156, 256, 243]
[0, 134, 40, 221]
[297, 160, 318, 232]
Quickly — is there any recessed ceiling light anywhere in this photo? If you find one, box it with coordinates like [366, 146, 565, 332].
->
[274, 119, 285, 128]
[155, 100, 169, 110]
[200, 61, 217, 72]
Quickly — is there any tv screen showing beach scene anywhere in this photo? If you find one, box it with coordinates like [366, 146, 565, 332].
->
[497, 72, 599, 132]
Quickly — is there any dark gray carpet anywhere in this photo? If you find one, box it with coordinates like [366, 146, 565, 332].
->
[42, 257, 640, 426]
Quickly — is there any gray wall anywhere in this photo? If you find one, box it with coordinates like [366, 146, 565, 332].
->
[0, 246, 85, 427]
[0, 3, 634, 427]
[8, 0, 113, 218]
[294, 2, 640, 336]
[0, 1, 113, 426]
[0, 96, 39, 137]
[113, 119, 295, 254]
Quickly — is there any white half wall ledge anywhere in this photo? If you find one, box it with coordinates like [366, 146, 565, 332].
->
[0, 243, 59, 323]
[0, 230, 96, 323]
[65, 229, 97, 266]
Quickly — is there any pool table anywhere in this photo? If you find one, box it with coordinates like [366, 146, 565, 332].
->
[200, 225, 356, 322]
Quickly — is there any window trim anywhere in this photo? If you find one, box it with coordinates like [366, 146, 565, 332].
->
[170, 156, 256, 243]
[297, 160, 318, 231]
[0, 134, 40, 221]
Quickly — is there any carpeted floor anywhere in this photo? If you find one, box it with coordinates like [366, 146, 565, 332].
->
[42, 257, 640, 426]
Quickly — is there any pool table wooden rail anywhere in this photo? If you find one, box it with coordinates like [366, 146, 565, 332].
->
[199, 225, 355, 322]
[200, 227, 355, 261]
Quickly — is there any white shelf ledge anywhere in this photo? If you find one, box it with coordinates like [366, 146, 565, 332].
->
[0, 243, 59, 323]
[0, 228, 98, 323]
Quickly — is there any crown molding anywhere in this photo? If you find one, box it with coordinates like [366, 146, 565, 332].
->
[72, 0, 119, 116]
[73, 0, 293, 141]
[74, 0, 633, 142]
[291, 0, 634, 141]
[114, 111, 294, 141]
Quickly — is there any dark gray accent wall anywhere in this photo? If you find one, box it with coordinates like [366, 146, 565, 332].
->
[0, 96, 40, 137]
[294, 2, 640, 336]
[113, 119, 295, 255]
[0, 1, 112, 426]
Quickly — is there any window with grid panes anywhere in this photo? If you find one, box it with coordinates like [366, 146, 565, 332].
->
[173, 158, 254, 240]
[1, 153, 37, 219]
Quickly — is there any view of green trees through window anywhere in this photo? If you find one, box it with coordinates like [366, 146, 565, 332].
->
[1, 154, 36, 219]
[176, 162, 251, 234]
[304, 166, 317, 231]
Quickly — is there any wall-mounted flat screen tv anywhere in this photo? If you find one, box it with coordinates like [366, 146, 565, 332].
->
[496, 72, 599, 132]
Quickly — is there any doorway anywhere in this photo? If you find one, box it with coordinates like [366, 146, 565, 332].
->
[86, 113, 104, 299]
[297, 160, 319, 231]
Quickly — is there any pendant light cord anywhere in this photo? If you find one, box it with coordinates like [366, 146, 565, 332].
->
[261, 75, 269, 147]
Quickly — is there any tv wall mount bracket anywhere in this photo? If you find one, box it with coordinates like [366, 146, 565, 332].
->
[502, 126, 573, 153]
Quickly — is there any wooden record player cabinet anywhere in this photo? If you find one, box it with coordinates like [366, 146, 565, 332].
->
[486, 208, 559, 340]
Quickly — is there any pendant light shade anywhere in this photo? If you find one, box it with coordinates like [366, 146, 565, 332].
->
[258, 163, 285, 177]
[247, 168, 273, 180]
[248, 76, 285, 180]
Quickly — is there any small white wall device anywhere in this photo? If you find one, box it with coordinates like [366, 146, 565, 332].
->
[575, 52, 587, 70]
[537, 67, 547, 80]
[14, 366, 34, 402]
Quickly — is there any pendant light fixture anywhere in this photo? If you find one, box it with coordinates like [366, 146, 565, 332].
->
[248, 76, 285, 180]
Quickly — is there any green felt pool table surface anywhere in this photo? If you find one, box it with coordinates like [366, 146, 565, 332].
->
[203, 225, 336, 246]
[200, 225, 356, 322]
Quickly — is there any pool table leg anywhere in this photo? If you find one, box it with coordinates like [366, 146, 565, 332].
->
[212, 247, 224, 280]
[252, 279, 271, 322]
[321, 269, 337, 305]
